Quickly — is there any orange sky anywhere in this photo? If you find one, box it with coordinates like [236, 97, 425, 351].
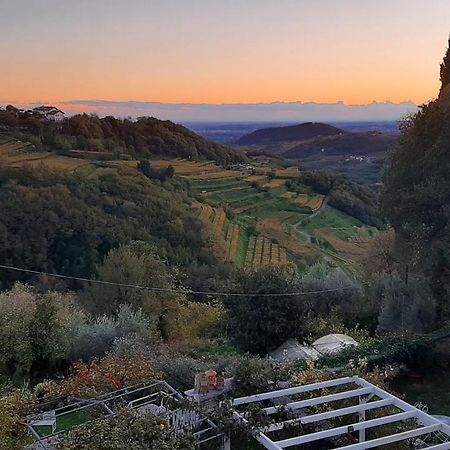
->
[1, 0, 449, 105]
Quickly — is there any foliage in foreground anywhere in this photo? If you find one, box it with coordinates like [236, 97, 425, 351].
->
[56, 408, 195, 450]
[0, 390, 35, 450]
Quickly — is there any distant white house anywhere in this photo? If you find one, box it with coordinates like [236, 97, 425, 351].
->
[31, 105, 65, 122]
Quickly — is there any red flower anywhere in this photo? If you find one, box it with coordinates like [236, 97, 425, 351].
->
[114, 379, 121, 388]
[77, 372, 85, 379]
[86, 378, 94, 385]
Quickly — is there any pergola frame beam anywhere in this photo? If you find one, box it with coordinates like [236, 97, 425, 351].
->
[231, 376, 450, 450]
[262, 387, 373, 415]
[265, 398, 394, 432]
[421, 444, 450, 450]
[274, 411, 416, 447]
[233, 377, 356, 406]
[334, 424, 442, 449]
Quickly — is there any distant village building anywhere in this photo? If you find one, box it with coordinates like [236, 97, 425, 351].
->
[31, 105, 65, 122]
[230, 163, 255, 174]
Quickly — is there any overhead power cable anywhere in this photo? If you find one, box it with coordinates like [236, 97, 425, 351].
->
[0, 264, 355, 298]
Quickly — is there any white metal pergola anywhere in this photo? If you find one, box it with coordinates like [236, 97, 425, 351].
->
[232, 376, 450, 450]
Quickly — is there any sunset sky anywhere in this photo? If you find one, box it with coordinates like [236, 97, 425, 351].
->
[1, 0, 450, 110]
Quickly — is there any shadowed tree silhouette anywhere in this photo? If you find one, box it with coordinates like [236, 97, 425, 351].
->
[440, 34, 450, 94]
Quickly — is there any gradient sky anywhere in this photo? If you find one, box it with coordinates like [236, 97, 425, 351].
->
[1, 0, 449, 106]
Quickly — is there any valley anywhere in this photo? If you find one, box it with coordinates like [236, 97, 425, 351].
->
[0, 136, 379, 276]
[234, 122, 397, 183]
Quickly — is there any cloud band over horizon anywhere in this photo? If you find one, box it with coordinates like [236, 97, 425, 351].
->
[2, 99, 418, 122]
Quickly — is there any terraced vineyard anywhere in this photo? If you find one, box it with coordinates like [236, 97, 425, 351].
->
[188, 162, 378, 273]
[244, 236, 288, 270]
[295, 194, 324, 211]
[0, 140, 379, 273]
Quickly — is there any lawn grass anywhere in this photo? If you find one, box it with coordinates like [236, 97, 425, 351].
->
[208, 186, 257, 202]
[303, 207, 363, 233]
[35, 409, 97, 436]
[390, 371, 450, 415]
[75, 163, 97, 176]
[235, 226, 252, 268]
[190, 179, 246, 192]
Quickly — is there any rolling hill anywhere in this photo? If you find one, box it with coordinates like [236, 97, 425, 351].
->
[0, 107, 247, 165]
[236, 122, 342, 145]
[236, 122, 397, 182]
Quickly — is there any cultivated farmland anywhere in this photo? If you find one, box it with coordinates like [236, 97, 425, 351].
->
[0, 140, 379, 273]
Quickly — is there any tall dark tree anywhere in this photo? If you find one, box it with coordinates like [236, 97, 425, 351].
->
[382, 36, 450, 320]
[440, 35, 450, 94]
[224, 266, 306, 355]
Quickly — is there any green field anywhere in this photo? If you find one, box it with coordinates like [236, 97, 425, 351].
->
[192, 172, 377, 272]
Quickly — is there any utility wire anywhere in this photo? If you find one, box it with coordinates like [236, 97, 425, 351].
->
[0, 264, 355, 298]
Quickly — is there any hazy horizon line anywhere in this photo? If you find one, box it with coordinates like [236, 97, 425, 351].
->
[1, 99, 419, 122]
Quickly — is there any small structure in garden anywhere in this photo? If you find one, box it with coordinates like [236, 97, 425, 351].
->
[193, 369, 225, 394]
[269, 335, 358, 363]
[185, 370, 232, 403]
[312, 333, 359, 355]
[231, 375, 450, 449]
[269, 339, 320, 362]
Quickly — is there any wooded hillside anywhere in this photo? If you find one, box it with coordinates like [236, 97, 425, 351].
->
[0, 110, 246, 164]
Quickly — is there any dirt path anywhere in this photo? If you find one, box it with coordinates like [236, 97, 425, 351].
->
[292, 195, 329, 242]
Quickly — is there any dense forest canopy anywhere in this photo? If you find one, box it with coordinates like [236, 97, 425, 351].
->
[0, 166, 217, 290]
[0, 109, 246, 164]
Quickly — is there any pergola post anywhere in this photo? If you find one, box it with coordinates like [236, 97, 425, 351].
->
[358, 395, 367, 443]
[222, 434, 231, 450]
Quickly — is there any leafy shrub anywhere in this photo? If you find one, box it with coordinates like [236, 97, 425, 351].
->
[0, 284, 84, 382]
[375, 273, 436, 333]
[170, 301, 226, 340]
[69, 304, 158, 361]
[0, 389, 35, 450]
[232, 356, 290, 397]
[315, 334, 432, 370]
[44, 353, 159, 398]
[225, 266, 308, 355]
[56, 407, 195, 450]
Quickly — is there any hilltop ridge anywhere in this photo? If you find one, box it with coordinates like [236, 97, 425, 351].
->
[0, 106, 247, 165]
[235, 121, 397, 182]
[236, 122, 342, 145]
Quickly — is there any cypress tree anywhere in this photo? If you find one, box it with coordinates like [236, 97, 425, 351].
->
[439, 34, 450, 94]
